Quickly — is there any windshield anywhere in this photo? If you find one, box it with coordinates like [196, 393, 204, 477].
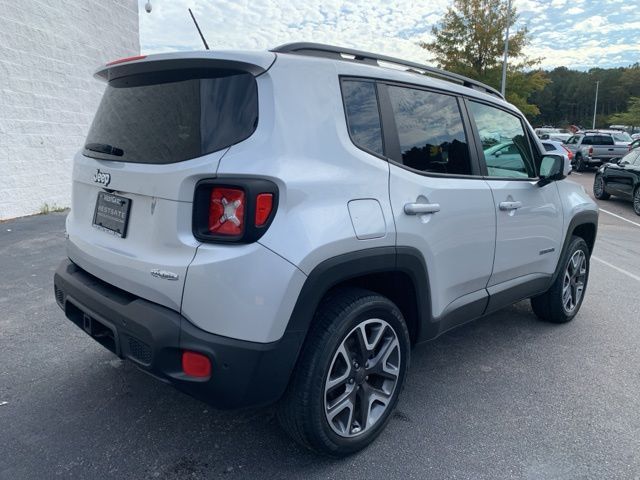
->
[84, 71, 258, 164]
[612, 132, 632, 142]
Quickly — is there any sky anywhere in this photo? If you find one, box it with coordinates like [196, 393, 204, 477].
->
[138, 0, 640, 71]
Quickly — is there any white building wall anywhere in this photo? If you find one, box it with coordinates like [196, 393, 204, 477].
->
[0, 0, 139, 220]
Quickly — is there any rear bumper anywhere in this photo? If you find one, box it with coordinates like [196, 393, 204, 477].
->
[53, 259, 302, 409]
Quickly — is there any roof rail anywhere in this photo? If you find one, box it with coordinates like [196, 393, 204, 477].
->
[271, 42, 504, 100]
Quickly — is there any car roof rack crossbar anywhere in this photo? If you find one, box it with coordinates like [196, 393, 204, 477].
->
[271, 42, 504, 100]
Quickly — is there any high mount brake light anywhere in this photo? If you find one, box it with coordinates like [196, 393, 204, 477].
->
[193, 179, 278, 243]
[106, 55, 147, 66]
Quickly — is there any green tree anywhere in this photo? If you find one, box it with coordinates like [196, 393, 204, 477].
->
[420, 0, 548, 117]
[609, 96, 640, 130]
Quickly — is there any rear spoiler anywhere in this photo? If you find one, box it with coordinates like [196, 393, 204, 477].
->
[94, 52, 276, 82]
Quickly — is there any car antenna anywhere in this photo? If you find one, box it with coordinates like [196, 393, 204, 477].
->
[188, 8, 210, 50]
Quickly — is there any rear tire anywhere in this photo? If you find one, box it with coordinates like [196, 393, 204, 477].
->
[593, 173, 610, 200]
[633, 186, 640, 216]
[277, 287, 410, 456]
[531, 236, 590, 324]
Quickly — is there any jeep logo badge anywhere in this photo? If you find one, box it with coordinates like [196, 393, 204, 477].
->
[93, 169, 111, 187]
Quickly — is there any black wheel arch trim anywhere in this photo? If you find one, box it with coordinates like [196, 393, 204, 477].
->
[285, 246, 430, 337]
[550, 210, 598, 285]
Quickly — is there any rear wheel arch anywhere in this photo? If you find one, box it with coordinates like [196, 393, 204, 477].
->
[286, 247, 430, 355]
[551, 211, 598, 284]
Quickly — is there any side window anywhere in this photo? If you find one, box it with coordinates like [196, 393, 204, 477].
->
[581, 137, 593, 145]
[341, 80, 384, 156]
[598, 135, 614, 145]
[468, 101, 536, 178]
[387, 86, 472, 175]
[542, 143, 554, 152]
[566, 136, 577, 145]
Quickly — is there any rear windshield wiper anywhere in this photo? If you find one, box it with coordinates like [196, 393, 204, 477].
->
[84, 143, 124, 157]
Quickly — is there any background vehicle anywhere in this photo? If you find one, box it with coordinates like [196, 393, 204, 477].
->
[594, 149, 640, 215]
[53, 43, 599, 456]
[592, 129, 633, 146]
[627, 138, 640, 151]
[564, 133, 629, 171]
[541, 139, 573, 174]
[535, 127, 572, 142]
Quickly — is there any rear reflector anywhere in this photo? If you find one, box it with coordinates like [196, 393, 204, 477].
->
[255, 193, 274, 227]
[182, 351, 211, 378]
[106, 55, 147, 66]
[208, 187, 245, 236]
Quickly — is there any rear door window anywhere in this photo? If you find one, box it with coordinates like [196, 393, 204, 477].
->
[467, 101, 536, 178]
[387, 85, 472, 175]
[84, 71, 258, 164]
[341, 80, 384, 156]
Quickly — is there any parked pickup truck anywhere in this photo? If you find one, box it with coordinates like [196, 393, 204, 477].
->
[564, 133, 629, 171]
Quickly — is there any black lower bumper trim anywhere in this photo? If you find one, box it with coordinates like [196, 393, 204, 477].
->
[54, 259, 302, 409]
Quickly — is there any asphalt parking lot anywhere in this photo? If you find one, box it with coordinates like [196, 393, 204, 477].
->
[1, 171, 639, 479]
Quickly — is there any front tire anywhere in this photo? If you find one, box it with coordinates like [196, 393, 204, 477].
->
[633, 187, 640, 216]
[593, 173, 610, 200]
[531, 236, 590, 323]
[278, 288, 410, 456]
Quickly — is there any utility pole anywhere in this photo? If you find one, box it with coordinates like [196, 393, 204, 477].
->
[500, 0, 512, 97]
[592, 81, 600, 129]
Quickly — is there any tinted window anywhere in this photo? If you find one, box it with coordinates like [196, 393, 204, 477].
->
[84, 71, 258, 164]
[468, 101, 535, 178]
[581, 137, 593, 145]
[542, 143, 555, 152]
[566, 136, 577, 145]
[342, 80, 383, 155]
[388, 86, 471, 175]
[595, 135, 614, 145]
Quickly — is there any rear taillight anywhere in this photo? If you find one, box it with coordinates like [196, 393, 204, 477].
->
[208, 187, 246, 236]
[589, 146, 593, 156]
[193, 179, 278, 243]
[562, 145, 573, 160]
[255, 193, 274, 227]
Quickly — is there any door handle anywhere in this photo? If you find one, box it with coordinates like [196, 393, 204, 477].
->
[499, 201, 522, 211]
[404, 202, 441, 215]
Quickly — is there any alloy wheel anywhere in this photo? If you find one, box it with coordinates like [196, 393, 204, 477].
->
[562, 250, 587, 314]
[324, 319, 401, 438]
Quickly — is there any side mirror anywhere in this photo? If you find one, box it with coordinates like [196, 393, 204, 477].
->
[494, 150, 502, 157]
[538, 155, 566, 187]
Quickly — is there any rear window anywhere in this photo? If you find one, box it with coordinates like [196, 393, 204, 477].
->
[84, 70, 258, 164]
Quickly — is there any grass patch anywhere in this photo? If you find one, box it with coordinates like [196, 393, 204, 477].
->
[39, 203, 68, 215]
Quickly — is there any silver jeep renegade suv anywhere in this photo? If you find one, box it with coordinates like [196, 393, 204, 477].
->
[54, 43, 598, 455]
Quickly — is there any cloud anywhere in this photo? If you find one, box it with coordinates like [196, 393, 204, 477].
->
[138, 0, 640, 70]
